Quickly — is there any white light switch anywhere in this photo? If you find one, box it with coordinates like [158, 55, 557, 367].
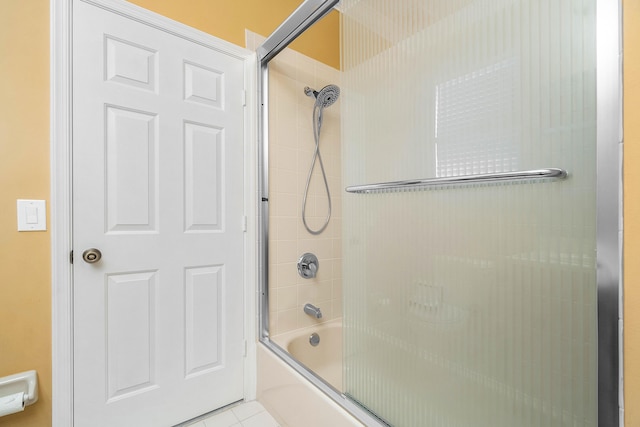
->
[26, 206, 38, 224]
[17, 200, 46, 231]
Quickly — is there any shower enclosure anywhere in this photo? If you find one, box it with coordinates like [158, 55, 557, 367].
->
[257, 0, 620, 425]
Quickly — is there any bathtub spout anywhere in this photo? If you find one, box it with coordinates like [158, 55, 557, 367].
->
[303, 303, 322, 319]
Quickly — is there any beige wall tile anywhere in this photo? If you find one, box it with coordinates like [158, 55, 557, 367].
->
[277, 309, 299, 334]
[276, 262, 299, 287]
[267, 48, 342, 340]
[277, 286, 298, 311]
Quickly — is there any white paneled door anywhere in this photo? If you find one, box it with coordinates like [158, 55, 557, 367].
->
[72, 2, 245, 426]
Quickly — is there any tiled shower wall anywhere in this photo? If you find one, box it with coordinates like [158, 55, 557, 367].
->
[247, 32, 342, 336]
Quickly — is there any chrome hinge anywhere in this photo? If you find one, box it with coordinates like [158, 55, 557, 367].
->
[70, 250, 74, 264]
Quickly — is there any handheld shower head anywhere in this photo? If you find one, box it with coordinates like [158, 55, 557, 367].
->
[301, 83, 339, 235]
[316, 84, 340, 108]
[304, 84, 340, 108]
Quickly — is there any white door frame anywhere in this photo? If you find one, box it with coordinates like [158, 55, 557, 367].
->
[50, 1, 257, 425]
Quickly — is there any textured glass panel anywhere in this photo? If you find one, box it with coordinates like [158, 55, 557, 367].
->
[341, 0, 597, 426]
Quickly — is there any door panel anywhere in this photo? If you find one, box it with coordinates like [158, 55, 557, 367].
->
[106, 270, 158, 401]
[72, 2, 245, 426]
[105, 106, 158, 232]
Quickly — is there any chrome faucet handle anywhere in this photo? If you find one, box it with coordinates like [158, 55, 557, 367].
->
[308, 262, 317, 276]
[297, 253, 319, 279]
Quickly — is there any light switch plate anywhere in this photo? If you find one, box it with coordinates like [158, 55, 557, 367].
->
[17, 199, 46, 231]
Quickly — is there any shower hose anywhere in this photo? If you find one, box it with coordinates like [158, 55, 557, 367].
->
[302, 102, 332, 235]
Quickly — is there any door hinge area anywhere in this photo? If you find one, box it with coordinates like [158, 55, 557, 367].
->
[70, 250, 74, 264]
[241, 89, 247, 107]
[242, 215, 247, 232]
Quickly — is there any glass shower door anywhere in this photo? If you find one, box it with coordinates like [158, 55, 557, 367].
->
[341, 0, 598, 425]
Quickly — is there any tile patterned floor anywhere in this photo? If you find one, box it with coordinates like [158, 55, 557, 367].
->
[186, 401, 281, 427]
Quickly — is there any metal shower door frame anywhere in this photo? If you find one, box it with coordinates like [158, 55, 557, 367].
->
[596, 0, 623, 425]
[256, 1, 623, 426]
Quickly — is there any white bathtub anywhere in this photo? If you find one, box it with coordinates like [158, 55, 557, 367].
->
[272, 320, 342, 391]
[257, 319, 364, 427]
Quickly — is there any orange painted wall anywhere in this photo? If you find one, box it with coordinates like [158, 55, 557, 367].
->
[624, 1, 640, 426]
[0, 1, 51, 426]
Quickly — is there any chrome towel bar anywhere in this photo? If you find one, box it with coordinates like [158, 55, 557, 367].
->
[345, 168, 568, 194]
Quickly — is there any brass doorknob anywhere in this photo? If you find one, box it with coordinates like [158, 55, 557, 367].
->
[82, 248, 102, 264]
